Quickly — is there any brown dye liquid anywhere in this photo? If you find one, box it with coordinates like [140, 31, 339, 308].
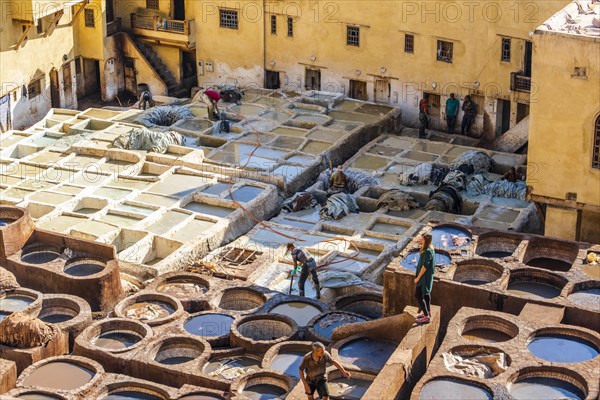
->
[462, 328, 512, 343]
[21, 362, 94, 390]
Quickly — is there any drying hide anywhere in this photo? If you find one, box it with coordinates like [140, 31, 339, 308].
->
[281, 192, 317, 213]
[442, 351, 508, 379]
[377, 189, 420, 211]
[113, 128, 182, 154]
[320, 193, 359, 220]
[399, 163, 450, 186]
[451, 150, 494, 175]
[0, 312, 59, 348]
[0, 267, 19, 291]
[318, 169, 377, 194]
[220, 89, 244, 104]
[425, 185, 463, 214]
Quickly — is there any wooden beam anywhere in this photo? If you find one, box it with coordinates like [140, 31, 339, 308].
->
[14, 24, 33, 50]
[44, 10, 64, 37]
[69, 0, 89, 27]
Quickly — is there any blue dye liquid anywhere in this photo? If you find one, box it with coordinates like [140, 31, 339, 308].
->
[528, 334, 599, 363]
[430, 226, 471, 249]
[400, 251, 452, 271]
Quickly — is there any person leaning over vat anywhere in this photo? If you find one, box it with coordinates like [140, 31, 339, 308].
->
[299, 342, 351, 400]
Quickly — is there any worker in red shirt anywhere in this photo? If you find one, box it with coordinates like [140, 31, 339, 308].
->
[202, 89, 221, 121]
[418, 94, 430, 139]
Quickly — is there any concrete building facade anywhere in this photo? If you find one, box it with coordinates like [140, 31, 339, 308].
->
[527, 0, 600, 243]
[193, 0, 569, 142]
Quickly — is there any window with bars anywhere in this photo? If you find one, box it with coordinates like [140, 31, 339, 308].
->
[146, 0, 159, 10]
[347, 26, 360, 46]
[437, 40, 453, 63]
[593, 115, 600, 169]
[271, 15, 277, 35]
[84, 9, 95, 27]
[405, 34, 414, 53]
[220, 9, 238, 29]
[28, 78, 42, 98]
[501, 38, 511, 62]
[287, 17, 293, 37]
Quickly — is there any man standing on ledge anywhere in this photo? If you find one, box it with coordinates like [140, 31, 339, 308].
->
[288, 243, 321, 299]
[299, 342, 352, 400]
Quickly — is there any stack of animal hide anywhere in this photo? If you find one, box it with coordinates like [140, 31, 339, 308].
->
[0, 267, 19, 291]
[398, 163, 450, 186]
[377, 189, 420, 211]
[320, 193, 359, 220]
[0, 312, 59, 348]
[281, 192, 317, 213]
[450, 150, 494, 175]
[425, 185, 463, 214]
[113, 128, 183, 154]
[318, 169, 377, 193]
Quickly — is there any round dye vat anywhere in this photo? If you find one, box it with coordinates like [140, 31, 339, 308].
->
[203, 357, 260, 380]
[327, 378, 372, 400]
[178, 395, 224, 400]
[21, 362, 94, 390]
[102, 391, 163, 400]
[269, 351, 305, 378]
[400, 251, 452, 271]
[157, 355, 196, 365]
[338, 338, 396, 371]
[21, 250, 61, 264]
[430, 226, 471, 249]
[39, 313, 74, 324]
[462, 328, 513, 343]
[14, 394, 63, 399]
[157, 280, 208, 297]
[123, 301, 174, 321]
[419, 379, 492, 400]
[0, 295, 34, 312]
[184, 314, 234, 338]
[313, 313, 367, 340]
[93, 331, 142, 350]
[64, 261, 104, 277]
[240, 384, 287, 400]
[479, 250, 512, 259]
[510, 378, 585, 400]
[526, 257, 572, 272]
[507, 282, 561, 300]
[269, 302, 321, 326]
[528, 334, 599, 363]
[568, 288, 600, 312]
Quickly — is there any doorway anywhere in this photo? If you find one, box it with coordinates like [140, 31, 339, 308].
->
[516, 102, 530, 123]
[374, 79, 390, 103]
[305, 68, 321, 91]
[173, 0, 185, 20]
[124, 57, 137, 95]
[524, 41, 532, 77]
[75, 58, 85, 99]
[181, 51, 197, 95]
[62, 63, 73, 108]
[496, 99, 511, 135]
[265, 70, 280, 89]
[106, 0, 114, 22]
[50, 69, 60, 108]
[349, 80, 367, 100]
[83, 59, 100, 97]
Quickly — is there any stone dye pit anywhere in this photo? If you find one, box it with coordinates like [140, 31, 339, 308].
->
[0, 87, 599, 399]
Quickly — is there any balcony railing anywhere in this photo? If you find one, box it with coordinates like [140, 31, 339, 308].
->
[131, 14, 191, 35]
[106, 18, 122, 36]
[511, 73, 531, 93]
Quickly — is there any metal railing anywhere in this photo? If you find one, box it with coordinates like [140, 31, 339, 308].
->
[130, 13, 191, 35]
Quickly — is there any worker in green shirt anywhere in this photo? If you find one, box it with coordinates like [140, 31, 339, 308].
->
[445, 93, 459, 134]
[414, 233, 435, 324]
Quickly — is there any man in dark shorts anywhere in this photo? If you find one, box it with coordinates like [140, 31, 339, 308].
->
[287, 243, 321, 299]
[299, 342, 351, 400]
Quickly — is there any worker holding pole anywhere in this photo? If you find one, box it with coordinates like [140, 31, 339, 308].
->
[287, 243, 321, 299]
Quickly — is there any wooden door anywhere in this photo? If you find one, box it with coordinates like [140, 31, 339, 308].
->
[62, 63, 73, 108]
[49, 69, 60, 108]
[374, 79, 390, 103]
